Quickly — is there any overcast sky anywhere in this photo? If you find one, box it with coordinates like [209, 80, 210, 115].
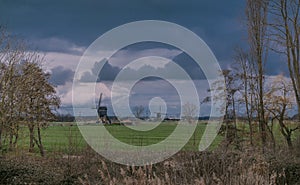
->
[0, 0, 290, 117]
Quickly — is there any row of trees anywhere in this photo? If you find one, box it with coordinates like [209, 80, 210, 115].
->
[218, 67, 297, 149]
[213, 0, 299, 151]
[0, 27, 60, 156]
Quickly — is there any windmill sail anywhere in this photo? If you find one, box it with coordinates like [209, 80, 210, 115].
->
[98, 93, 103, 108]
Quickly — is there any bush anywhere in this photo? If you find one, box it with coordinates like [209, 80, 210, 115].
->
[1, 145, 300, 184]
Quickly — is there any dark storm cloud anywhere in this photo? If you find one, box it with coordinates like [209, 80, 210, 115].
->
[2, 0, 285, 76]
[92, 59, 120, 81]
[0, 0, 245, 63]
[171, 52, 206, 79]
[265, 53, 289, 76]
[49, 66, 74, 86]
[79, 50, 206, 82]
[79, 59, 121, 82]
[77, 42, 206, 82]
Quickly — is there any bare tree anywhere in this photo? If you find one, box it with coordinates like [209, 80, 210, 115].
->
[269, 0, 300, 119]
[233, 48, 257, 146]
[264, 75, 298, 150]
[133, 105, 145, 119]
[246, 0, 270, 149]
[0, 27, 26, 151]
[182, 102, 197, 124]
[203, 70, 238, 143]
[220, 70, 239, 141]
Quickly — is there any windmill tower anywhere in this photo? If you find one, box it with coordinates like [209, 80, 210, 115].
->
[97, 93, 111, 124]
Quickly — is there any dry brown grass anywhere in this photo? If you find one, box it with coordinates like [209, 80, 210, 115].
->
[1, 141, 300, 184]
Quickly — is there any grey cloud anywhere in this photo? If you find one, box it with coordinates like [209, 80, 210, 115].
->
[171, 52, 206, 79]
[3, 0, 286, 77]
[49, 66, 74, 86]
[31, 37, 85, 55]
[92, 59, 120, 81]
[0, 0, 246, 63]
[79, 50, 207, 82]
[79, 71, 97, 83]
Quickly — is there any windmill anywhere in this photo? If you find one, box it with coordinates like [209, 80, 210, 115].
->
[97, 93, 111, 124]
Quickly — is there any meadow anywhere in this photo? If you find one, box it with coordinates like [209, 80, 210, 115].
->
[15, 120, 300, 155]
[16, 121, 223, 154]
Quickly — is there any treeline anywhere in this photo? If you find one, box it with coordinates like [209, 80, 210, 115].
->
[55, 114, 75, 122]
[207, 0, 300, 151]
[0, 27, 60, 156]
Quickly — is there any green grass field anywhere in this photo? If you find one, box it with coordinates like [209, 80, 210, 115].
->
[16, 120, 300, 155]
[16, 122, 223, 154]
[236, 120, 300, 144]
[17, 125, 86, 154]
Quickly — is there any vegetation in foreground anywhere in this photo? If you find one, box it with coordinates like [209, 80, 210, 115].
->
[1, 139, 300, 185]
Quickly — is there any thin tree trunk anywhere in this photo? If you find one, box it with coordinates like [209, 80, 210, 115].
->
[244, 82, 253, 145]
[248, 119, 253, 146]
[278, 117, 294, 150]
[258, 62, 267, 149]
[36, 125, 44, 157]
[225, 104, 229, 141]
[286, 134, 293, 150]
[8, 125, 13, 151]
[32, 124, 45, 157]
[232, 95, 238, 140]
[268, 118, 276, 152]
[13, 124, 19, 148]
[28, 125, 34, 152]
[0, 127, 2, 150]
[249, 76, 256, 146]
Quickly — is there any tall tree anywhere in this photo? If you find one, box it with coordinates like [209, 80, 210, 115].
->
[246, 0, 270, 149]
[203, 70, 238, 143]
[233, 48, 258, 146]
[0, 27, 26, 151]
[269, 0, 300, 119]
[20, 59, 60, 156]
